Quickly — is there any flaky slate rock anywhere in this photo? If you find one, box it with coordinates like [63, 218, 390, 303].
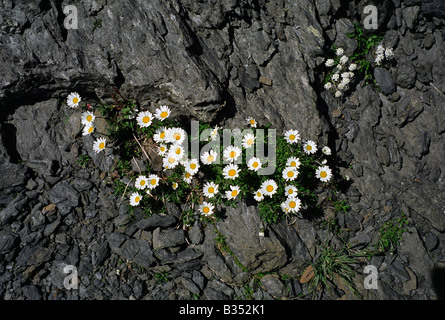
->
[216, 202, 287, 273]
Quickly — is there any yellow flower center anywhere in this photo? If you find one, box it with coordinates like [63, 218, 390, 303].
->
[73, 97, 79, 104]
[135, 196, 140, 202]
[256, 192, 262, 197]
[175, 148, 181, 155]
[289, 201, 296, 208]
[174, 133, 181, 140]
[289, 134, 295, 140]
[253, 162, 258, 168]
[160, 111, 168, 118]
[143, 116, 150, 123]
[247, 139, 254, 145]
[207, 155, 214, 162]
[306, 145, 312, 151]
[203, 207, 210, 214]
[288, 189, 293, 194]
[168, 157, 176, 164]
[190, 163, 196, 170]
[250, 119, 255, 125]
[185, 172, 191, 178]
[231, 190, 238, 197]
[150, 179, 157, 185]
[320, 171, 327, 178]
[287, 171, 294, 178]
[88, 126, 94, 133]
[266, 185, 274, 192]
[290, 161, 296, 167]
[99, 142, 105, 149]
[228, 169, 236, 177]
[140, 180, 146, 186]
[230, 151, 236, 158]
[160, 132, 166, 139]
[208, 187, 214, 193]
[86, 115, 93, 122]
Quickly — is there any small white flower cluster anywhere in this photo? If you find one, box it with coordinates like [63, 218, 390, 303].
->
[324, 47, 357, 98]
[67, 92, 108, 153]
[253, 129, 333, 214]
[374, 44, 394, 66]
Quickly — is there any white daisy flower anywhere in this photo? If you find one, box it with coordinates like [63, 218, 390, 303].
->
[184, 158, 200, 175]
[282, 167, 298, 181]
[158, 143, 168, 156]
[183, 171, 193, 184]
[324, 82, 333, 90]
[247, 157, 262, 172]
[147, 174, 160, 189]
[322, 146, 332, 155]
[93, 137, 106, 153]
[167, 127, 187, 144]
[169, 144, 185, 160]
[153, 127, 168, 144]
[163, 154, 180, 170]
[223, 145, 242, 163]
[172, 182, 179, 190]
[285, 185, 298, 198]
[285, 197, 301, 213]
[246, 117, 257, 128]
[281, 202, 290, 214]
[316, 165, 332, 182]
[286, 157, 301, 169]
[242, 133, 256, 149]
[284, 129, 300, 144]
[349, 63, 357, 71]
[253, 189, 264, 202]
[339, 55, 348, 65]
[67, 92, 81, 108]
[136, 111, 153, 127]
[385, 47, 394, 59]
[135, 175, 149, 190]
[225, 185, 241, 200]
[203, 182, 219, 198]
[81, 111, 95, 125]
[334, 90, 342, 98]
[325, 59, 335, 67]
[303, 140, 317, 154]
[222, 163, 240, 180]
[338, 82, 346, 91]
[82, 123, 94, 136]
[331, 73, 340, 82]
[201, 150, 218, 165]
[261, 179, 278, 197]
[336, 47, 344, 56]
[209, 126, 220, 141]
[199, 201, 215, 217]
[129, 192, 142, 206]
[155, 105, 171, 121]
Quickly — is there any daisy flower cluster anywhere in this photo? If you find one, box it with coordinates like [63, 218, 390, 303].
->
[251, 129, 333, 218]
[374, 44, 394, 66]
[69, 90, 338, 226]
[324, 47, 358, 98]
[66, 92, 107, 153]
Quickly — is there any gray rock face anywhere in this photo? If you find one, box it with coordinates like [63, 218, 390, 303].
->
[48, 180, 79, 216]
[374, 67, 396, 95]
[216, 203, 287, 273]
[0, 0, 444, 302]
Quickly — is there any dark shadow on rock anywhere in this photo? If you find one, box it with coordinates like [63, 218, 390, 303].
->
[432, 267, 445, 300]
